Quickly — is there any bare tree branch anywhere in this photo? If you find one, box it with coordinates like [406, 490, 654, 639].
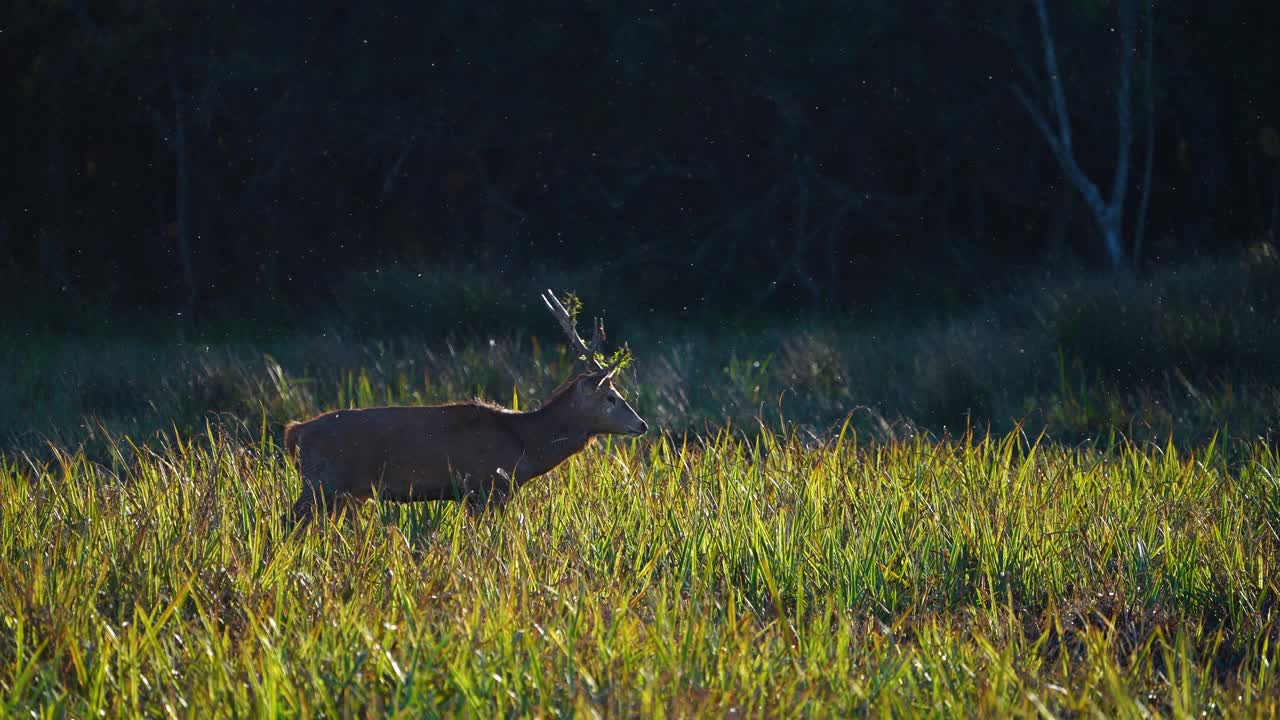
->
[1016, 0, 1136, 276]
[1012, 85, 1068, 168]
[381, 133, 418, 196]
[1014, 84, 1109, 224]
[1032, 0, 1074, 156]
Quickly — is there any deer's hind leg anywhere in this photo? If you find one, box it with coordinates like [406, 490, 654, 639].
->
[288, 494, 318, 528]
[287, 453, 342, 531]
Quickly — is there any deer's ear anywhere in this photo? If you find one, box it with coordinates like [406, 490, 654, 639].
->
[577, 371, 611, 395]
[573, 375, 597, 395]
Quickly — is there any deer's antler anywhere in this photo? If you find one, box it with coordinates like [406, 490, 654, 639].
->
[541, 289, 606, 371]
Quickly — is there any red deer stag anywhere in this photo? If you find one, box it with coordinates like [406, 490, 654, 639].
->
[282, 291, 647, 526]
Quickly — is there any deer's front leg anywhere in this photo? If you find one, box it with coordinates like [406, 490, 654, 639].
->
[464, 490, 510, 517]
[463, 468, 514, 517]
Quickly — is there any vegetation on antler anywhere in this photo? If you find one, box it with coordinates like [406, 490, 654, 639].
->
[541, 289, 616, 372]
[557, 291, 583, 326]
[604, 345, 634, 373]
[559, 291, 630, 371]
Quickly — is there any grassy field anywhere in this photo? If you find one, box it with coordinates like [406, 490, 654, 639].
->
[2, 250, 1280, 716]
[2, 426, 1278, 716]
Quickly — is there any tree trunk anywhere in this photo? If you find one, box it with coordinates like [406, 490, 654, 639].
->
[170, 64, 197, 315]
[1016, 0, 1139, 282]
[1271, 173, 1279, 249]
[1101, 222, 1130, 276]
[1131, 0, 1156, 270]
[40, 62, 69, 286]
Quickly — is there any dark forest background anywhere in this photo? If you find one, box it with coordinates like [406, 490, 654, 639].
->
[4, 0, 1279, 321]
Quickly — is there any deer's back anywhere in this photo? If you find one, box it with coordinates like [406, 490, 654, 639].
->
[290, 403, 523, 500]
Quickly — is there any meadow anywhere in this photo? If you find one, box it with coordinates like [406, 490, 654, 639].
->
[2, 248, 1279, 716]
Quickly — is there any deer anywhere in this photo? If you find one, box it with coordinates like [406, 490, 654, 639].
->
[281, 291, 647, 527]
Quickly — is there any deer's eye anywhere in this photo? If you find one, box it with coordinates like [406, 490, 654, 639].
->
[607, 395, 617, 404]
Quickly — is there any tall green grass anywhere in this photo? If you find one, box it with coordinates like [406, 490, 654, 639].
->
[3, 426, 1278, 716]
[3, 249, 1279, 715]
[4, 248, 1277, 458]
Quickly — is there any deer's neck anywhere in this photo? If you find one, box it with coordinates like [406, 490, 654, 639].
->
[507, 402, 594, 482]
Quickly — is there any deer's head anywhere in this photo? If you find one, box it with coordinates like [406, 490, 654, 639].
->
[541, 290, 648, 438]
[566, 364, 647, 437]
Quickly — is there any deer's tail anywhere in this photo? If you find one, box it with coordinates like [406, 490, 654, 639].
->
[282, 421, 302, 461]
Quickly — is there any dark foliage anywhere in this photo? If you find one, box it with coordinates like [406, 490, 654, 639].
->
[3, 0, 1278, 316]
[4, 248, 1276, 456]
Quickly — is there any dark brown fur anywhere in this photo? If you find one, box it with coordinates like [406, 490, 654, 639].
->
[282, 370, 646, 526]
